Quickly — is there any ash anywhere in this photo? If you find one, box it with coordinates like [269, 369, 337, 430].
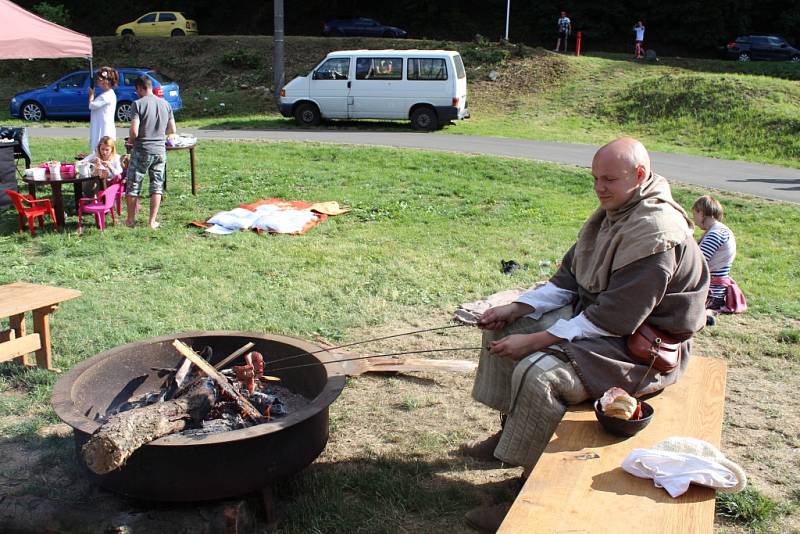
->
[180, 384, 311, 436]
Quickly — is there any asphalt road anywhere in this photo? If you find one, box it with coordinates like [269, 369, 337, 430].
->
[29, 127, 800, 204]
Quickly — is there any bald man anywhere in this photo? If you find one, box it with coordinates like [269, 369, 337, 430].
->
[462, 138, 709, 532]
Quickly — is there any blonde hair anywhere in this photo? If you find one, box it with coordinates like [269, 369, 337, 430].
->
[96, 136, 117, 160]
[692, 195, 724, 221]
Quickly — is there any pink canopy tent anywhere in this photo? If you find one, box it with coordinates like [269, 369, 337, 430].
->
[0, 0, 91, 60]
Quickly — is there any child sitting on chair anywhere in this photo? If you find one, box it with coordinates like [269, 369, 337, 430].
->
[91, 136, 123, 179]
[692, 195, 739, 324]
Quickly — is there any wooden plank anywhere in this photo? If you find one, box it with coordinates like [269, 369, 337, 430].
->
[0, 334, 42, 363]
[32, 307, 54, 370]
[171, 340, 264, 422]
[8, 313, 27, 366]
[213, 342, 256, 370]
[499, 356, 727, 534]
[0, 282, 81, 318]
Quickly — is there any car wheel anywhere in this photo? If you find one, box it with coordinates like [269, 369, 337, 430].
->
[383, 30, 393, 38]
[410, 107, 438, 131]
[792, 55, 800, 62]
[171, 29, 185, 37]
[121, 29, 134, 37]
[21, 101, 43, 122]
[737, 52, 751, 62]
[294, 103, 321, 127]
[116, 101, 133, 122]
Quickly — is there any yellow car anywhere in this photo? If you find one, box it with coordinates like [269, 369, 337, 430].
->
[116, 12, 198, 37]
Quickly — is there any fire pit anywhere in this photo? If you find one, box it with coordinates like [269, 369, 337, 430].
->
[52, 331, 346, 502]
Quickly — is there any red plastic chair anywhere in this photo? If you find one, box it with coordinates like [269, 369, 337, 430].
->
[4, 189, 58, 236]
[77, 183, 121, 233]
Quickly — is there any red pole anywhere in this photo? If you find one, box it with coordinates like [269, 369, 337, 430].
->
[576, 31, 582, 56]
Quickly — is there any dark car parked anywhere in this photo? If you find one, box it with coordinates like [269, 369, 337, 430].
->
[322, 18, 407, 38]
[721, 35, 800, 62]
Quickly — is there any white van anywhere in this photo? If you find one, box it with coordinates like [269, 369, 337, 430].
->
[279, 49, 469, 131]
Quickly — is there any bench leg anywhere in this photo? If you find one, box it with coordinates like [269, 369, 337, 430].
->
[8, 313, 28, 366]
[32, 306, 57, 370]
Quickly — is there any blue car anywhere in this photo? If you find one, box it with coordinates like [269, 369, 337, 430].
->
[322, 18, 407, 38]
[9, 68, 183, 122]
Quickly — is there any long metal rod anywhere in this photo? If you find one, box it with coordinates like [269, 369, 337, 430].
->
[263, 323, 471, 368]
[267, 346, 483, 373]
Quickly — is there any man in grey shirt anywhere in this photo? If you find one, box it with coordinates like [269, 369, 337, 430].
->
[126, 75, 176, 229]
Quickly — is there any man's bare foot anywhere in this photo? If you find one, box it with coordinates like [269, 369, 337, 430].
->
[457, 430, 502, 461]
[125, 221, 135, 228]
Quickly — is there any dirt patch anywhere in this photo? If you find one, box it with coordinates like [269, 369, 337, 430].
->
[0, 312, 796, 532]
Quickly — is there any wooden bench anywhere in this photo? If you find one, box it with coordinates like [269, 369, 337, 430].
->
[0, 282, 81, 370]
[499, 356, 727, 534]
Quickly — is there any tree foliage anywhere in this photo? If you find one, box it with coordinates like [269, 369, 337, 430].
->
[14, 0, 800, 56]
[32, 1, 71, 27]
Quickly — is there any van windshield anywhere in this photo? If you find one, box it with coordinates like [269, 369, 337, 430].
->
[453, 54, 466, 79]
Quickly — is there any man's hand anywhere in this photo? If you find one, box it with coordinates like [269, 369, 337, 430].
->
[488, 331, 561, 361]
[478, 302, 533, 331]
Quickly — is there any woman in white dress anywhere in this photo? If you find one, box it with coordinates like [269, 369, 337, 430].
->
[85, 67, 118, 160]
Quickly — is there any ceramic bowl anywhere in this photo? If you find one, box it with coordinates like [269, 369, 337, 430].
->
[593, 399, 654, 437]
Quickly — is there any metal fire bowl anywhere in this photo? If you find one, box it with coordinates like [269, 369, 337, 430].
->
[52, 331, 346, 502]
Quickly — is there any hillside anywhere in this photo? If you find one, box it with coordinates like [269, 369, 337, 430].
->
[1, 35, 798, 166]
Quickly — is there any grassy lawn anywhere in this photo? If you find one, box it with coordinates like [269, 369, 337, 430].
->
[1, 138, 799, 532]
[2, 38, 799, 169]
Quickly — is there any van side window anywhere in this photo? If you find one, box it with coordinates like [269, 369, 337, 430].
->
[313, 58, 350, 80]
[407, 58, 448, 80]
[453, 54, 466, 79]
[356, 58, 402, 80]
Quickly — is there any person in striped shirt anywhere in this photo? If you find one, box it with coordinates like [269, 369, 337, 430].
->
[692, 195, 736, 323]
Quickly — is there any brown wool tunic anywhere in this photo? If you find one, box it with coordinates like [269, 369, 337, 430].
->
[550, 242, 709, 398]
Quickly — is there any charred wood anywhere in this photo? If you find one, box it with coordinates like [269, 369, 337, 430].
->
[81, 377, 218, 475]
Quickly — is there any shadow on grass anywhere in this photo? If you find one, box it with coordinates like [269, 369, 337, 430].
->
[0, 426, 518, 534]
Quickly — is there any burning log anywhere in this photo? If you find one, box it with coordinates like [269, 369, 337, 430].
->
[171, 340, 264, 422]
[81, 377, 218, 475]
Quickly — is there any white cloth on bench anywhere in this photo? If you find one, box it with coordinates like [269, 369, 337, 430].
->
[622, 437, 747, 497]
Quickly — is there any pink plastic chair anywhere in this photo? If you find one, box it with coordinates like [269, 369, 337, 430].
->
[78, 183, 121, 232]
[109, 174, 125, 215]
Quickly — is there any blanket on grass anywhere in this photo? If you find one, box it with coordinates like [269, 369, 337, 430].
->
[194, 198, 348, 235]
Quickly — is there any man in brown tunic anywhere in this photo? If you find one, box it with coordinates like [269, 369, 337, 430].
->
[462, 137, 709, 532]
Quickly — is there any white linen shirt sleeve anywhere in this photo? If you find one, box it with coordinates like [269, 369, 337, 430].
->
[546, 312, 617, 341]
[514, 282, 575, 319]
[514, 282, 617, 341]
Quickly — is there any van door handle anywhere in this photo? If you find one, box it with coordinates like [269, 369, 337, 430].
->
[347, 81, 351, 89]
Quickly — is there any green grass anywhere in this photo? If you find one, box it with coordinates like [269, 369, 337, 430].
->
[2, 139, 800, 531]
[2, 39, 800, 168]
[716, 487, 778, 527]
[453, 52, 800, 167]
[1, 139, 798, 368]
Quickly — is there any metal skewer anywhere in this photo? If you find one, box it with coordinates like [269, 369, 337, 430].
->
[263, 323, 472, 368]
[266, 346, 483, 373]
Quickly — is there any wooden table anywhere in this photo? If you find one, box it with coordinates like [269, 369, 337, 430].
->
[0, 282, 81, 370]
[23, 171, 105, 229]
[125, 142, 198, 196]
[167, 144, 197, 195]
[499, 356, 727, 534]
